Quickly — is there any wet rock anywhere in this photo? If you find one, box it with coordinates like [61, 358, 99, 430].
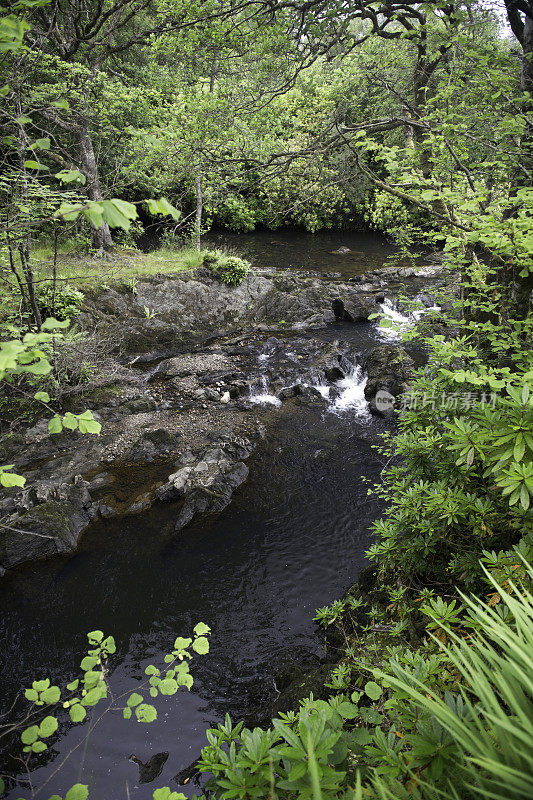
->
[0, 500, 90, 570]
[125, 492, 153, 515]
[156, 353, 231, 379]
[272, 662, 337, 714]
[99, 504, 118, 518]
[363, 345, 415, 416]
[324, 365, 344, 382]
[330, 246, 351, 255]
[174, 460, 249, 532]
[126, 429, 180, 461]
[331, 297, 374, 323]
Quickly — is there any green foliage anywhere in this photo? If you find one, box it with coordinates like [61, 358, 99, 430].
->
[9, 624, 209, 799]
[39, 284, 84, 322]
[366, 332, 533, 598]
[203, 250, 251, 286]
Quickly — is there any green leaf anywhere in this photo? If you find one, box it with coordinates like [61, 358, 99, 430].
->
[101, 199, 137, 230]
[81, 686, 106, 706]
[51, 99, 69, 110]
[32, 741, 47, 753]
[80, 656, 98, 671]
[41, 686, 61, 704]
[67, 679, 79, 691]
[39, 716, 58, 737]
[34, 391, 50, 403]
[54, 170, 86, 185]
[156, 198, 181, 222]
[123, 707, 132, 719]
[24, 160, 42, 170]
[48, 415, 63, 434]
[62, 412, 78, 431]
[158, 678, 178, 696]
[0, 469, 25, 487]
[41, 317, 70, 330]
[77, 411, 101, 435]
[25, 688, 38, 702]
[69, 704, 87, 723]
[101, 635, 116, 654]
[135, 703, 157, 723]
[193, 622, 210, 636]
[33, 137, 50, 150]
[337, 701, 358, 719]
[364, 681, 382, 700]
[173, 637, 192, 650]
[87, 630, 104, 643]
[127, 692, 143, 707]
[192, 636, 209, 655]
[21, 725, 39, 744]
[65, 784, 89, 800]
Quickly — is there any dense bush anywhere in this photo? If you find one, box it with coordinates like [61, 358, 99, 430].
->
[366, 333, 533, 611]
[39, 283, 84, 322]
[203, 250, 251, 286]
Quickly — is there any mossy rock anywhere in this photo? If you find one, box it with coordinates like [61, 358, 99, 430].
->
[0, 500, 89, 571]
[272, 662, 338, 715]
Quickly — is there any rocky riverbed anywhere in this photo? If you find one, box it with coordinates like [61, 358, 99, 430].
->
[0, 259, 454, 575]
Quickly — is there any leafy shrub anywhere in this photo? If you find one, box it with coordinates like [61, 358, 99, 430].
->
[203, 250, 250, 286]
[39, 283, 84, 322]
[213, 194, 257, 232]
[366, 334, 533, 601]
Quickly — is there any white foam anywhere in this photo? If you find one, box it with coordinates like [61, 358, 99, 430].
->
[377, 298, 442, 338]
[249, 375, 282, 407]
[249, 393, 282, 407]
[328, 364, 370, 417]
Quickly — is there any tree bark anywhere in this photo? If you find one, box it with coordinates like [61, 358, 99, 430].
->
[15, 89, 42, 329]
[504, 0, 533, 318]
[78, 120, 113, 252]
[194, 176, 203, 251]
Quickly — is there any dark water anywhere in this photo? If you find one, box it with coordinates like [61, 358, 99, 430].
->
[0, 235, 395, 799]
[203, 229, 398, 278]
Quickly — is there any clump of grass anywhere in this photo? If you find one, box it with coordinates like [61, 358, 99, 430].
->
[202, 248, 251, 286]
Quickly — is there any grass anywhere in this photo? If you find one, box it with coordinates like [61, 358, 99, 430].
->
[28, 243, 204, 293]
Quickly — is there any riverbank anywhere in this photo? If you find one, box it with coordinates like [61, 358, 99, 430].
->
[0, 245, 463, 798]
[0, 254, 452, 575]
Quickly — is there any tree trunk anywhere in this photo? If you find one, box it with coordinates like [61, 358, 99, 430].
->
[504, 1, 533, 318]
[78, 120, 113, 252]
[412, 47, 450, 221]
[194, 176, 203, 251]
[15, 89, 42, 329]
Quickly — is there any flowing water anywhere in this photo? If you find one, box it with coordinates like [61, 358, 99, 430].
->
[0, 233, 403, 799]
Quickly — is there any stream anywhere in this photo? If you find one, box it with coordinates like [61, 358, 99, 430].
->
[0, 232, 400, 799]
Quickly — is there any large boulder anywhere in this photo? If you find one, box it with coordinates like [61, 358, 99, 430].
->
[363, 344, 415, 416]
[331, 296, 375, 323]
[272, 662, 337, 714]
[173, 460, 249, 531]
[0, 500, 90, 571]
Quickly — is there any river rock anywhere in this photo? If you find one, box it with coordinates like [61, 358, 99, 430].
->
[324, 365, 344, 382]
[174, 460, 249, 532]
[331, 296, 375, 323]
[0, 500, 90, 570]
[363, 344, 415, 416]
[272, 662, 337, 714]
[330, 246, 351, 255]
